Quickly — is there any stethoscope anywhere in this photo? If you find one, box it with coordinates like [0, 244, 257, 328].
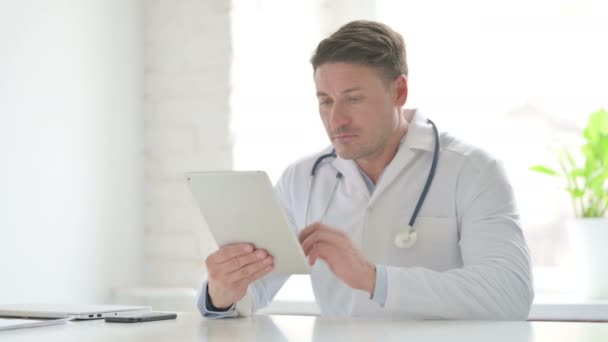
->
[304, 118, 440, 249]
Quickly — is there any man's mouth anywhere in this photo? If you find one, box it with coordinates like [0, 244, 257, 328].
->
[333, 134, 356, 142]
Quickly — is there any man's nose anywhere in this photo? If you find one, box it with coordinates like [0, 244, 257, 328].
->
[329, 102, 351, 129]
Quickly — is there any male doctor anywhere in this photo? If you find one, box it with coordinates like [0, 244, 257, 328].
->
[197, 20, 534, 320]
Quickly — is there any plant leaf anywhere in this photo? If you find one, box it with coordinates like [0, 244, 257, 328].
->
[529, 165, 560, 176]
[568, 188, 585, 198]
[563, 149, 577, 169]
[583, 108, 608, 142]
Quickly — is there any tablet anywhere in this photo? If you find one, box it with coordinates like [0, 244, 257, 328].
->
[186, 171, 310, 278]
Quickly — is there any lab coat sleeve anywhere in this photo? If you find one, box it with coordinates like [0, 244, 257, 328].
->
[382, 160, 534, 320]
[371, 264, 388, 306]
[196, 281, 238, 319]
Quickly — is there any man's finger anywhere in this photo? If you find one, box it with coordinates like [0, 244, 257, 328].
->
[228, 256, 274, 283]
[298, 222, 323, 243]
[240, 262, 275, 287]
[301, 228, 345, 255]
[308, 241, 331, 266]
[301, 229, 330, 255]
[209, 243, 254, 264]
[219, 249, 268, 275]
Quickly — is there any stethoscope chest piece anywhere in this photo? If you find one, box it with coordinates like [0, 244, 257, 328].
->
[394, 229, 417, 249]
[309, 118, 439, 250]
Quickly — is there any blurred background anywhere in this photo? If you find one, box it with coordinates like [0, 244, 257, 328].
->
[0, 0, 606, 311]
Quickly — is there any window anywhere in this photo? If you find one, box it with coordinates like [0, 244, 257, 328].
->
[231, 0, 608, 300]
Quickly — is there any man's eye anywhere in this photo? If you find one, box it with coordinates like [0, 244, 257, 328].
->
[348, 96, 363, 103]
[319, 100, 332, 106]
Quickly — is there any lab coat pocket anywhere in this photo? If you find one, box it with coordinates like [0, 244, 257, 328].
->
[389, 216, 460, 271]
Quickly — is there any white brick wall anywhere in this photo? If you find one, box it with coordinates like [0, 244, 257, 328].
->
[143, 0, 230, 288]
[141, 0, 376, 294]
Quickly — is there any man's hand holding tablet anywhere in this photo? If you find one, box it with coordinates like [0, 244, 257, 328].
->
[205, 243, 274, 309]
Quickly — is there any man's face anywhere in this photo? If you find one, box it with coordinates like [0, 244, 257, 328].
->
[314, 62, 406, 161]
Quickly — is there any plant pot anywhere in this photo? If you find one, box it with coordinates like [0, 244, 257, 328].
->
[567, 218, 608, 299]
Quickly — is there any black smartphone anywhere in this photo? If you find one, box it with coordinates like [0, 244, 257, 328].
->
[104, 312, 177, 323]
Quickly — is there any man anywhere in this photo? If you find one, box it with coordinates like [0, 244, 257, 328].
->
[197, 20, 534, 319]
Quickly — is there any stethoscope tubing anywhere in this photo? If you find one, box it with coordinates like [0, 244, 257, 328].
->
[304, 118, 440, 248]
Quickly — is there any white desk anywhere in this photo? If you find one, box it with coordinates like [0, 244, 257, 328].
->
[2, 313, 608, 341]
[260, 299, 608, 322]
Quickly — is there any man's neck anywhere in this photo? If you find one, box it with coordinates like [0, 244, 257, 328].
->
[355, 109, 413, 184]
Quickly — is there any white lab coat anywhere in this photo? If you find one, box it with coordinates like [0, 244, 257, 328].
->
[223, 111, 534, 320]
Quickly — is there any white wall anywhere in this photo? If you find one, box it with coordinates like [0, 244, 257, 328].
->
[0, 0, 143, 304]
[142, 0, 232, 289]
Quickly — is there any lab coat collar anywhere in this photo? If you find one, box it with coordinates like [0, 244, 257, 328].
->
[331, 155, 369, 199]
[330, 109, 437, 203]
[403, 109, 436, 152]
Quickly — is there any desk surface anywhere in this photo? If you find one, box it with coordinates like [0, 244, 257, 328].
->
[2, 313, 608, 341]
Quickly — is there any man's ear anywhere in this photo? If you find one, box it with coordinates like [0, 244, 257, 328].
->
[394, 75, 408, 106]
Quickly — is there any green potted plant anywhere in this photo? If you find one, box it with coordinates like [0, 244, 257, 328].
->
[531, 108, 608, 298]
